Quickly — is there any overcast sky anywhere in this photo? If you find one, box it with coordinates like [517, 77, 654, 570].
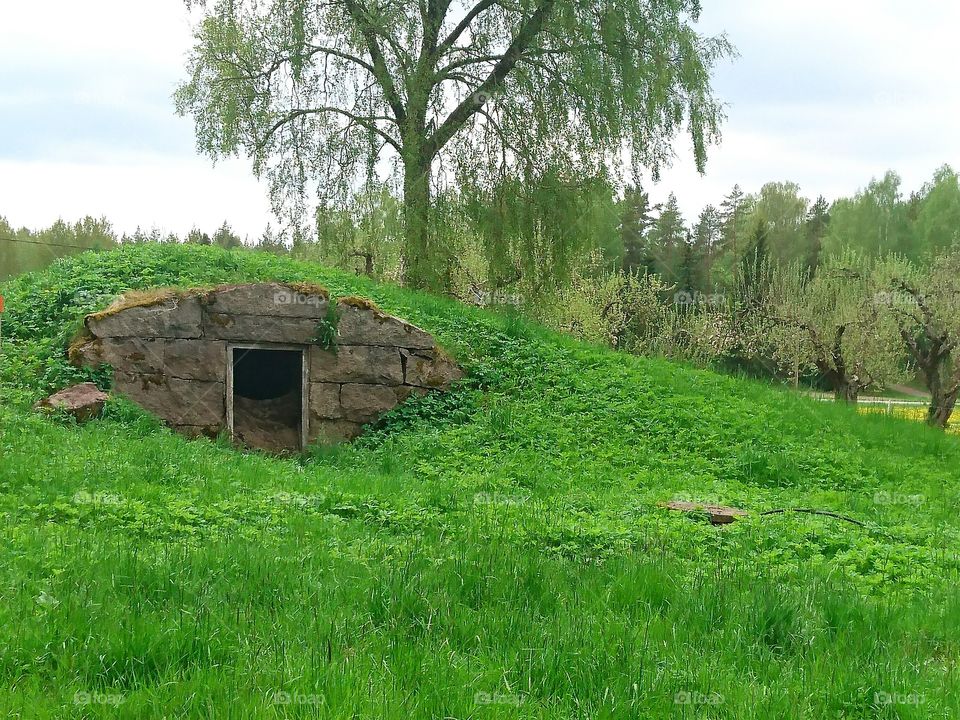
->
[1, 1, 958, 239]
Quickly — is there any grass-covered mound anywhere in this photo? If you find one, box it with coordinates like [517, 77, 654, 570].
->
[1, 244, 958, 718]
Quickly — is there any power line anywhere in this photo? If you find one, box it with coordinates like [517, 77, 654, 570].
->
[0, 236, 112, 252]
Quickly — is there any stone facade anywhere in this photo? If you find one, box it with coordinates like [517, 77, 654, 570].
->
[71, 283, 462, 450]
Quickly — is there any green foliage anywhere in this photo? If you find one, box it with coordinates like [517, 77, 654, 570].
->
[765, 250, 905, 398]
[914, 165, 960, 255]
[311, 302, 340, 351]
[822, 171, 914, 259]
[2, 244, 960, 716]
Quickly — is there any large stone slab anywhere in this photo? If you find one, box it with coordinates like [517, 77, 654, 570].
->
[113, 373, 225, 427]
[87, 296, 203, 339]
[163, 339, 227, 382]
[335, 301, 435, 349]
[202, 283, 328, 318]
[340, 383, 400, 423]
[202, 313, 322, 344]
[661, 501, 749, 525]
[308, 418, 364, 444]
[309, 345, 403, 385]
[73, 337, 166, 375]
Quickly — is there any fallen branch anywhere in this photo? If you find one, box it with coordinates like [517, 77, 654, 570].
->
[759, 508, 866, 528]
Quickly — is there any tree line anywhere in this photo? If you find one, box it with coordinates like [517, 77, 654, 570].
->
[0, 218, 263, 280]
[305, 164, 960, 429]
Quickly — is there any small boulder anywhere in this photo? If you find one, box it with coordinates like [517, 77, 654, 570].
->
[661, 500, 748, 525]
[36, 382, 108, 422]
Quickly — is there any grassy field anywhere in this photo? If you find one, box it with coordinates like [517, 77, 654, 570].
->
[1, 244, 958, 718]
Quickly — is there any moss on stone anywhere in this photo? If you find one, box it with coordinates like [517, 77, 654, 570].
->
[284, 281, 329, 300]
[67, 331, 97, 367]
[85, 288, 182, 322]
[338, 295, 384, 315]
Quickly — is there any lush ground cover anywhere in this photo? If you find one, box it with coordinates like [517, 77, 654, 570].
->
[1, 244, 958, 718]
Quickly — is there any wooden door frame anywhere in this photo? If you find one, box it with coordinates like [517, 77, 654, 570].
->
[226, 343, 309, 451]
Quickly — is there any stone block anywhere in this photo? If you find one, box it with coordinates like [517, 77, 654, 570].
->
[163, 339, 227, 382]
[309, 345, 403, 385]
[308, 382, 342, 419]
[340, 383, 400, 423]
[87, 296, 203, 339]
[308, 419, 364, 445]
[335, 303, 434, 349]
[402, 349, 464, 389]
[74, 337, 166, 375]
[202, 313, 322, 343]
[202, 283, 328, 318]
[114, 373, 225, 426]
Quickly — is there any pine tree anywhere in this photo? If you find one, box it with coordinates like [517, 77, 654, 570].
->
[693, 205, 722, 288]
[720, 184, 746, 256]
[213, 222, 243, 249]
[648, 193, 686, 282]
[619, 184, 655, 274]
[739, 217, 771, 310]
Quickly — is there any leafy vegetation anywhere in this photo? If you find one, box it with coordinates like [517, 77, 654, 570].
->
[1, 243, 959, 717]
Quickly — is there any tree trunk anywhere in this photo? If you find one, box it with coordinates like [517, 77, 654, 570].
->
[816, 362, 858, 404]
[928, 394, 957, 429]
[925, 367, 958, 429]
[402, 156, 437, 290]
[834, 379, 859, 404]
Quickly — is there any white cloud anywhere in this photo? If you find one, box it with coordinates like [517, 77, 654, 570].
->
[648, 0, 960, 217]
[0, 1, 274, 239]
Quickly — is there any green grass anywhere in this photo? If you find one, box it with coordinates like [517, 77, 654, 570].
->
[1, 244, 958, 717]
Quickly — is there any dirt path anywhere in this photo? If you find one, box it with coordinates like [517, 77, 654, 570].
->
[888, 384, 931, 399]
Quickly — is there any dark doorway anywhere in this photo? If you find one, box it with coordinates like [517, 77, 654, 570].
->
[230, 347, 304, 452]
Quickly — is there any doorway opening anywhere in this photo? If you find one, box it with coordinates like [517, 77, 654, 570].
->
[228, 345, 307, 452]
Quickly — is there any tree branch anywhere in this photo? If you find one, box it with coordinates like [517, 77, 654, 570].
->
[425, 0, 555, 158]
[435, 0, 501, 58]
[258, 107, 401, 152]
[343, 0, 408, 124]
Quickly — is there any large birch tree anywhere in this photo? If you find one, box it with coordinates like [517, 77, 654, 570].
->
[177, 0, 733, 288]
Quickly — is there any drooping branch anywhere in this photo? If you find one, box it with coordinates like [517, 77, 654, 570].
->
[343, 0, 408, 124]
[258, 107, 402, 152]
